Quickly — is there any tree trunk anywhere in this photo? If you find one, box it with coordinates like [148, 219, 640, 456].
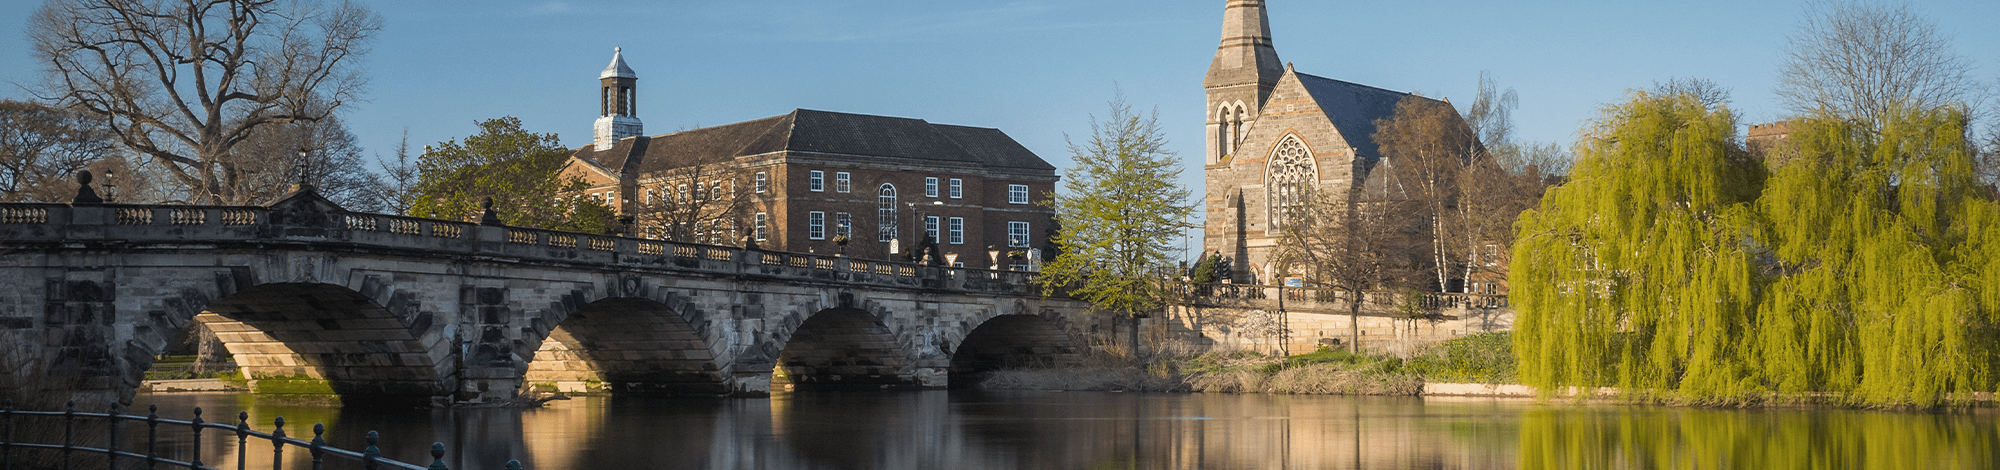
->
[1348, 290, 1362, 354]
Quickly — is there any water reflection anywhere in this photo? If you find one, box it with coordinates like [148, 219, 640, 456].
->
[115, 392, 1999, 470]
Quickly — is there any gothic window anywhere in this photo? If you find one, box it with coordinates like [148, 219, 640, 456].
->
[878, 184, 898, 242]
[1266, 135, 1316, 231]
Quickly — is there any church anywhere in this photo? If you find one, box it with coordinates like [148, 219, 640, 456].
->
[1199, 0, 1453, 284]
[561, 49, 1059, 267]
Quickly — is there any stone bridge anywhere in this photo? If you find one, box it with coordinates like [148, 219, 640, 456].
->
[0, 188, 1097, 408]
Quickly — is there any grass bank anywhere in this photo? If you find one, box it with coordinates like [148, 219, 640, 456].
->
[977, 332, 1517, 396]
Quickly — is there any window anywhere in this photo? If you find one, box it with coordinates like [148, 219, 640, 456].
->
[1008, 221, 1030, 247]
[877, 184, 897, 241]
[753, 213, 768, 241]
[808, 211, 826, 240]
[692, 182, 706, 201]
[948, 217, 964, 244]
[754, 172, 769, 193]
[712, 182, 724, 200]
[643, 188, 653, 205]
[925, 216, 940, 243]
[1008, 184, 1029, 204]
[692, 221, 707, 243]
[677, 184, 689, 203]
[1267, 135, 1317, 231]
[1483, 244, 1500, 267]
[835, 212, 853, 238]
[949, 178, 963, 199]
[835, 172, 851, 193]
[809, 171, 825, 192]
[925, 177, 939, 198]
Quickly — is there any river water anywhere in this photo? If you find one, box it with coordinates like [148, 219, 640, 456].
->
[111, 391, 1999, 470]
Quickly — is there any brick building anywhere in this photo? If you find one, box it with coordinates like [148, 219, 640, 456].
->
[1199, 0, 1458, 284]
[561, 49, 1058, 267]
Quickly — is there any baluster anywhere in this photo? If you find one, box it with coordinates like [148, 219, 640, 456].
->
[309, 424, 325, 470]
[271, 417, 286, 470]
[362, 431, 380, 470]
[107, 404, 120, 469]
[146, 404, 159, 470]
[236, 411, 250, 470]
[2, 399, 11, 470]
[427, 442, 448, 470]
[62, 400, 74, 470]
[190, 407, 205, 469]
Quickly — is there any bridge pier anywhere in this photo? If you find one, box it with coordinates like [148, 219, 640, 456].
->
[729, 369, 774, 398]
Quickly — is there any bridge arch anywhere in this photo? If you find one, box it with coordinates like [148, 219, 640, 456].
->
[771, 307, 919, 391]
[194, 282, 449, 400]
[524, 295, 729, 395]
[944, 301, 1086, 387]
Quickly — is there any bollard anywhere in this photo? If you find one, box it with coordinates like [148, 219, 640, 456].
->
[272, 417, 287, 470]
[428, 442, 448, 470]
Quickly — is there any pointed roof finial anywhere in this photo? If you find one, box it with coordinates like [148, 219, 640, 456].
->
[601, 47, 637, 79]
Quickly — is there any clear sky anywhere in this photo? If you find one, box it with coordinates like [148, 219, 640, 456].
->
[3, 0, 1997, 257]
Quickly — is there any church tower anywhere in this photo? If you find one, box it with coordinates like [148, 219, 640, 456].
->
[594, 47, 643, 149]
[1203, 0, 1282, 165]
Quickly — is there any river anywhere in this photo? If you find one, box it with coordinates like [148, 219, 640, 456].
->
[105, 391, 1999, 469]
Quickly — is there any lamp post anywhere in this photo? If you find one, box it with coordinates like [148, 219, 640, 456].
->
[102, 169, 116, 203]
[905, 200, 942, 263]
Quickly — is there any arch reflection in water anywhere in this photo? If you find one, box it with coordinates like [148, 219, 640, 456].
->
[124, 392, 2000, 470]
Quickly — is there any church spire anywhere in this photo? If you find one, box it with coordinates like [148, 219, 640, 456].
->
[594, 47, 643, 149]
[1203, 0, 1283, 92]
[1203, 1, 1282, 166]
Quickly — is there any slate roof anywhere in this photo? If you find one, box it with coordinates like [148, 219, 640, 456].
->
[1293, 72, 1447, 161]
[571, 109, 1054, 175]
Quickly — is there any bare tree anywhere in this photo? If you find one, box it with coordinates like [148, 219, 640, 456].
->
[368, 129, 419, 215]
[29, 0, 383, 204]
[1374, 96, 1477, 291]
[1777, 1, 1979, 128]
[631, 162, 751, 244]
[224, 112, 380, 207]
[1654, 76, 1734, 110]
[0, 99, 113, 201]
[1271, 179, 1425, 353]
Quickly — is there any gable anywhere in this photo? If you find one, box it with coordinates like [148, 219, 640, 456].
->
[1292, 72, 1441, 161]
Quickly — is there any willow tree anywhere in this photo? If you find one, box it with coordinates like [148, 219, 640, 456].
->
[1511, 92, 1765, 400]
[1758, 107, 1999, 407]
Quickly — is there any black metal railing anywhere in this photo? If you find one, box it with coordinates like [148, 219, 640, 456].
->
[0, 400, 521, 470]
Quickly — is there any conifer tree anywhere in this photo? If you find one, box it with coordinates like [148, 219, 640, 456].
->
[1041, 95, 1194, 320]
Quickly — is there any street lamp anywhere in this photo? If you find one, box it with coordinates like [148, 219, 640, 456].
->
[905, 200, 942, 263]
[102, 169, 116, 203]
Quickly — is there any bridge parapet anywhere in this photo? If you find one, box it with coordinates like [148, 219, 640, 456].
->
[0, 197, 1040, 297]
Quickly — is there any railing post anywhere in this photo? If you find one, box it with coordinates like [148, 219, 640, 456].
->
[106, 405, 120, 470]
[362, 430, 380, 470]
[427, 442, 448, 470]
[272, 417, 286, 470]
[146, 405, 158, 470]
[237, 411, 250, 470]
[309, 424, 326, 470]
[62, 400, 73, 470]
[190, 407, 205, 469]
[2, 399, 11, 470]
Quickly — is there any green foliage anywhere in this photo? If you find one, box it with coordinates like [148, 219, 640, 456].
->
[250, 374, 336, 395]
[1041, 95, 1194, 317]
[1513, 90, 2000, 407]
[1407, 332, 1517, 384]
[1190, 252, 1220, 283]
[406, 117, 612, 231]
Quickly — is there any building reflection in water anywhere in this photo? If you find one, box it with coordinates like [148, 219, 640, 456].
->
[124, 391, 2000, 470]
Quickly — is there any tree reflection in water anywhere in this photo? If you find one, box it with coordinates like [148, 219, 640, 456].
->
[121, 392, 1998, 470]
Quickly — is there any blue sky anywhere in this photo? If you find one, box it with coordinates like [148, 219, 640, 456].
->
[3, 0, 1997, 255]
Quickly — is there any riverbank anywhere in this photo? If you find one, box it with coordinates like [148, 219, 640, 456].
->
[977, 332, 1515, 397]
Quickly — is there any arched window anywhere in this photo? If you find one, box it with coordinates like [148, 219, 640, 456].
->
[1266, 135, 1316, 231]
[878, 184, 898, 242]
